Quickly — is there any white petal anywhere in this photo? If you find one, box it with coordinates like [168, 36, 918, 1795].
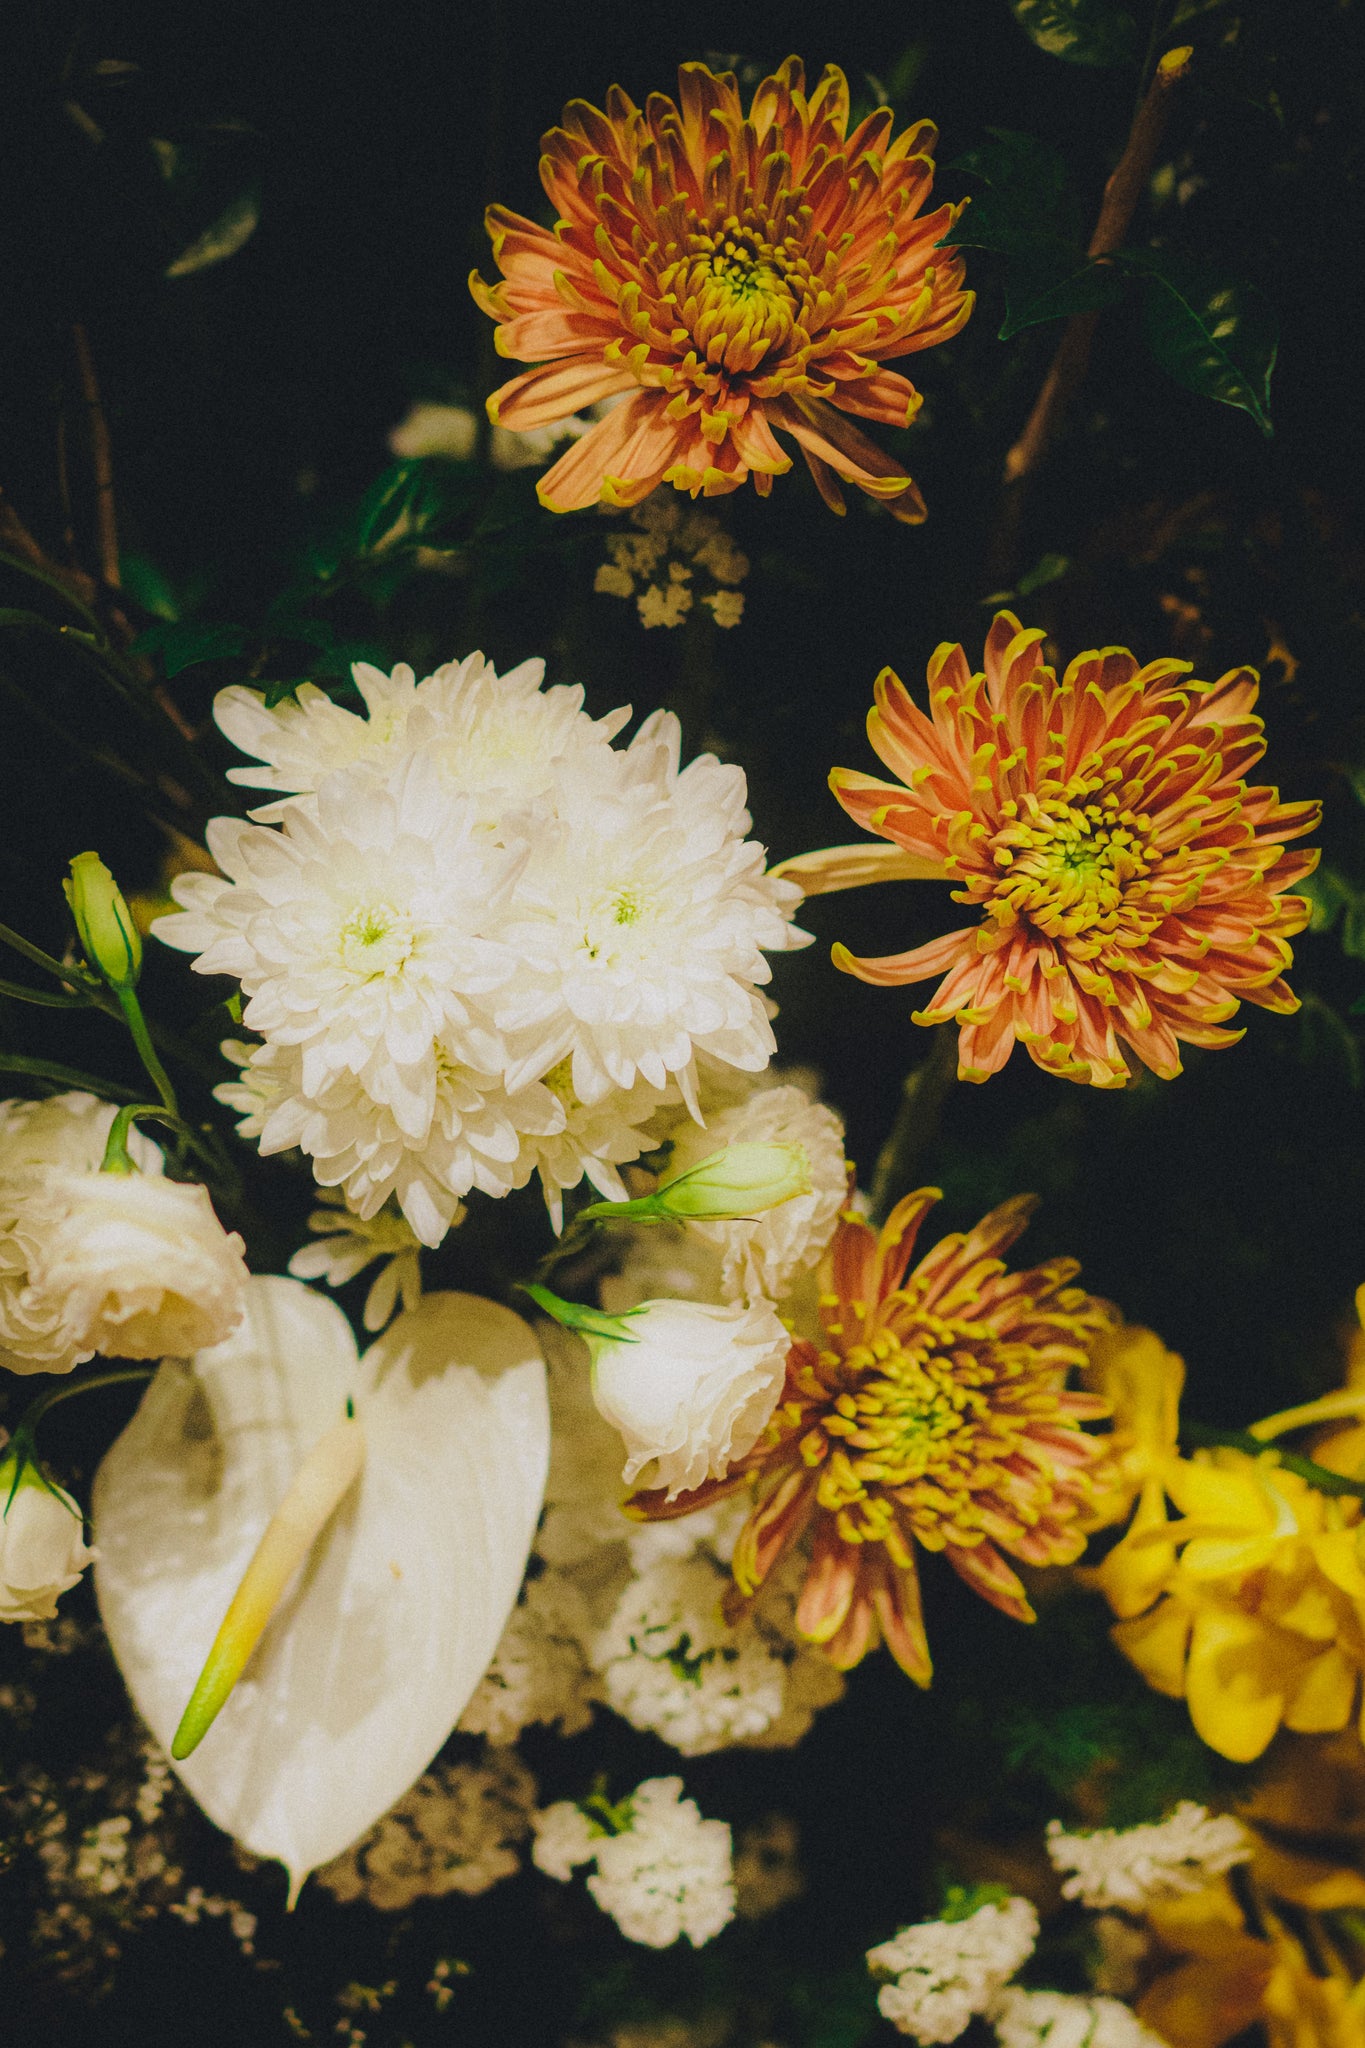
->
[92, 1274, 547, 1898]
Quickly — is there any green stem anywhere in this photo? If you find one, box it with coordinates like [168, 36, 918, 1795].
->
[0, 917, 98, 991]
[1182, 1419, 1365, 1502]
[0, 1051, 141, 1099]
[116, 984, 179, 1115]
[0, 974, 91, 1008]
[5, 1364, 156, 1511]
[869, 1025, 958, 1225]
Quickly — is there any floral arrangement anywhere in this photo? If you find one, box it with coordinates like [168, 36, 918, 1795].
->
[2, 13, 1363, 2048]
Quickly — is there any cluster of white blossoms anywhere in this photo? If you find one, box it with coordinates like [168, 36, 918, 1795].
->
[156, 654, 807, 1246]
[0, 1092, 247, 1378]
[867, 1897, 1041, 2044]
[314, 1749, 538, 1910]
[594, 498, 750, 631]
[532, 1776, 735, 1949]
[465, 1327, 844, 1756]
[1045, 1803, 1251, 1912]
[991, 1989, 1166, 2048]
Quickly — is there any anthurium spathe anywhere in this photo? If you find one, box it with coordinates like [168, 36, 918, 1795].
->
[92, 1274, 548, 1900]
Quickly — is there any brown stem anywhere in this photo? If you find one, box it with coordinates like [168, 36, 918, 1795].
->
[1001, 44, 1193, 494]
[72, 321, 120, 590]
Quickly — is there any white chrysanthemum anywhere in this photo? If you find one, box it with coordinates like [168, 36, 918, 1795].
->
[868, 1898, 1040, 2045]
[593, 1554, 788, 1755]
[314, 1750, 537, 1910]
[157, 756, 516, 1118]
[655, 1083, 846, 1302]
[215, 652, 627, 826]
[460, 1567, 597, 1744]
[589, 1777, 735, 1948]
[991, 1989, 1165, 2048]
[518, 1056, 670, 1232]
[1045, 1803, 1251, 1912]
[0, 1093, 245, 1375]
[287, 1190, 428, 1331]
[492, 711, 808, 1108]
[221, 1034, 560, 1246]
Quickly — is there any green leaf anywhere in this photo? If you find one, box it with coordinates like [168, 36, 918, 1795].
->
[1297, 994, 1362, 1090]
[1007, 0, 1140, 65]
[1121, 249, 1277, 435]
[1000, 256, 1127, 337]
[132, 619, 249, 677]
[950, 129, 1082, 254]
[1018, 551, 1071, 596]
[165, 187, 260, 278]
[1301, 868, 1365, 960]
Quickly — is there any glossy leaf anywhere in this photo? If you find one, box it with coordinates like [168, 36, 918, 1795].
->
[1000, 257, 1127, 337]
[166, 188, 261, 278]
[93, 1276, 549, 1898]
[950, 130, 1081, 254]
[1008, 0, 1140, 65]
[1124, 250, 1277, 434]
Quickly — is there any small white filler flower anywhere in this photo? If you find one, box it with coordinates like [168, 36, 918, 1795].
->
[1045, 1802, 1251, 1912]
[991, 1988, 1167, 2048]
[532, 1776, 735, 1948]
[867, 1896, 1040, 2044]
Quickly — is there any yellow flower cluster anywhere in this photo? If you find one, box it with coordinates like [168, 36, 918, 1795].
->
[1087, 1315, 1365, 1765]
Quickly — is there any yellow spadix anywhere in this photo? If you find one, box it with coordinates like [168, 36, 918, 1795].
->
[172, 1413, 365, 1760]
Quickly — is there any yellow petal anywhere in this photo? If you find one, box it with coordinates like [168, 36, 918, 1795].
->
[1185, 1605, 1290, 1762]
[1281, 1643, 1357, 1734]
[1165, 1458, 1274, 1528]
[1112, 1595, 1193, 1697]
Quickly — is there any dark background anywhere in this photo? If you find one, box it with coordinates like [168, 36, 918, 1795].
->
[1, 0, 1363, 2040]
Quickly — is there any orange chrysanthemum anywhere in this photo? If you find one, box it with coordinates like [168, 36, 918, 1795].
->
[629, 1188, 1113, 1685]
[784, 611, 1320, 1088]
[470, 58, 972, 518]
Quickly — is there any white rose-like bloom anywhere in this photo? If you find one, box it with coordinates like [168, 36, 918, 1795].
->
[590, 1297, 791, 1499]
[991, 1989, 1166, 2048]
[0, 1457, 97, 1622]
[0, 1092, 245, 1374]
[32, 1169, 248, 1363]
[867, 1898, 1040, 2044]
[213, 652, 627, 827]
[589, 1777, 735, 1948]
[1045, 1803, 1251, 1912]
[655, 1083, 847, 1303]
[493, 711, 808, 1109]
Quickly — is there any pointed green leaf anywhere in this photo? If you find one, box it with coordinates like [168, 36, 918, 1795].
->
[1122, 250, 1277, 435]
[1007, 0, 1140, 65]
[166, 188, 260, 278]
[1000, 257, 1127, 337]
[950, 130, 1082, 253]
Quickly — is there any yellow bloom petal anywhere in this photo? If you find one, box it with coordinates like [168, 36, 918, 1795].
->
[1112, 1594, 1193, 1697]
[1185, 1604, 1292, 1763]
[1281, 1642, 1357, 1733]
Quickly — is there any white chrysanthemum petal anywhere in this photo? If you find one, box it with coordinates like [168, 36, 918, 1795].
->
[93, 1275, 548, 1898]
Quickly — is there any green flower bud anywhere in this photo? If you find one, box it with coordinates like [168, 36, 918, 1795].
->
[64, 851, 142, 990]
[654, 1142, 811, 1220]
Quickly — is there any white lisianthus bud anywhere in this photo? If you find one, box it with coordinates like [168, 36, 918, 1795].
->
[33, 1171, 248, 1361]
[654, 1143, 811, 1220]
[589, 1297, 791, 1499]
[0, 1453, 97, 1622]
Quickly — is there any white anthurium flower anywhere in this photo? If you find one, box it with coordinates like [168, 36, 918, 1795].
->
[92, 1273, 548, 1903]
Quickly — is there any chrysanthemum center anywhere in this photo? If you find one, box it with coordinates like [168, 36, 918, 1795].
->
[579, 879, 658, 962]
[815, 1323, 1010, 1522]
[666, 216, 803, 374]
[337, 903, 415, 977]
[987, 794, 1155, 940]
